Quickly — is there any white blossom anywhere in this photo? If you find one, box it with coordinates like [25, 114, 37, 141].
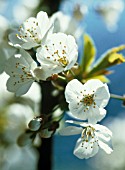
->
[9, 11, 53, 49]
[0, 103, 39, 170]
[60, 120, 113, 159]
[65, 79, 110, 124]
[4, 49, 38, 96]
[89, 116, 125, 170]
[50, 11, 83, 39]
[36, 33, 78, 78]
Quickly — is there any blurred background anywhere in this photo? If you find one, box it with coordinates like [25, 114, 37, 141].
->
[0, 0, 125, 170]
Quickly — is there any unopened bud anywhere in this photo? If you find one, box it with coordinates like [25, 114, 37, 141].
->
[28, 117, 42, 131]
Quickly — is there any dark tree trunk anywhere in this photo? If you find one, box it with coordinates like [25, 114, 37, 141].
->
[37, 1, 62, 169]
[38, 81, 61, 170]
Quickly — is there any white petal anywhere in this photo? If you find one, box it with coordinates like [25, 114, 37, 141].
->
[83, 79, 104, 93]
[68, 102, 88, 120]
[95, 131, 111, 142]
[98, 140, 113, 154]
[50, 11, 62, 32]
[34, 63, 62, 81]
[16, 80, 34, 96]
[73, 138, 99, 159]
[5, 52, 36, 77]
[59, 126, 82, 136]
[19, 49, 37, 69]
[94, 84, 110, 107]
[98, 108, 107, 121]
[65, 79, 83, 103]
[37, 11, 51, 39]
[22, 42, 39, 50]
[9, 33, 39, 50]
[42, 23, 54, 43]
[33, 67, 50, 81]
[6, 77, 34, 96]
[63, 35, 78, 71]
[9, 33, 24, 46]
[50, 11, 83, 39]
[5, 57, 29, 76]
[88, 106, 106, 124]
[66, 120, 89, 128]
[94, 124, 112, 137]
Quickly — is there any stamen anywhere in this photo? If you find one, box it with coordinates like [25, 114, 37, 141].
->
[81, 126, 96, 148]
[81, 94, 94, 106]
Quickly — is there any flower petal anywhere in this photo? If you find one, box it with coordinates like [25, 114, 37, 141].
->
[33, 67, 51, 81]
[88, 107, 106, 124]
[82, 79, 104, 93]
[9, 33, 24, 46]
[65, 79, 83, 103]
[94, 84, 110, 107]
[5, 57, 29, 77]
[68, 101, 88, 120]
[37, 11, 52, 39]
[94, 124, 112, 137]
[6, 77, 34, 96]
[95, 131, 111, 142]
[98, 140, 113, 154]
[16, 81, 34, 96]
[66, 120, 89, 128]
[73, 138, 99, 159]
[22, 42, 39, 50]
[59, 126, 82, 136]
[19, 49, 37, 69]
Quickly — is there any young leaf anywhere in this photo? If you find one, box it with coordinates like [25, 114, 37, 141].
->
[87, 45, 125, 77]
[81, 34, 96, 73]
[84, 75, 110, 83]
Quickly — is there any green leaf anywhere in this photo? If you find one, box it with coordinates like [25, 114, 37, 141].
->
[81, 34, 96, 73]
[87, 45, 125, 77]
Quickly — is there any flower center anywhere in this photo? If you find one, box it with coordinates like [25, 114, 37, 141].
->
[58, 56, 69, 67]
[81, 127, 94, 143]
[17, 20, 41, 43]
[12, 62, 33, 86]
[82, 94, 94, 106]
[81, 126, 98, 148]
[77, 91, 97, 112]
[45, 43, 69, 68]
[54, 49, 69, 67]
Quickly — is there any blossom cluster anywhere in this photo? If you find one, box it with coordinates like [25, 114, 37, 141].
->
[4, 10, 113, 160]
[7, 11, 78, 96]
[60, 79, 113, 159]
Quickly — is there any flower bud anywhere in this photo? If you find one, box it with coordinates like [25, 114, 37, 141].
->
[28, 117, 42, 131]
